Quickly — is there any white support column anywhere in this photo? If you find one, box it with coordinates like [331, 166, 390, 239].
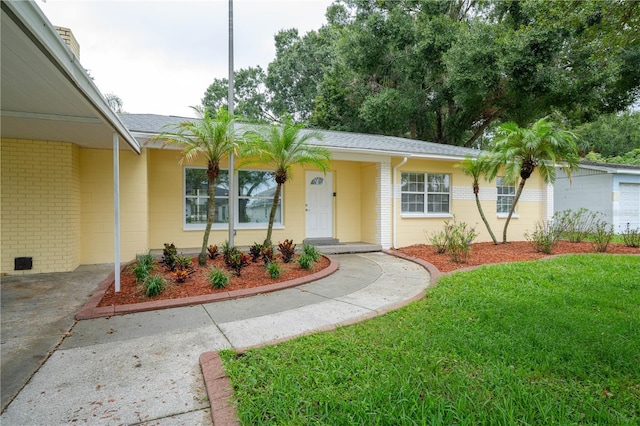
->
[113, 133, 121, 292]
[227, 0, 236, 247]
[378, 160, 392, 250]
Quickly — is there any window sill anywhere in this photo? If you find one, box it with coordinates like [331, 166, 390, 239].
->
[401, 213, 453, 219]
[497, 214, 519, 219]
[184, 224, 285, 231]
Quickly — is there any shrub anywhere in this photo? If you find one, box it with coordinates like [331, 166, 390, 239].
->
[228, 252, 251, 276]
[249, 242, 262, 262]
[590, 220, 614, 253]
[302, 244, 321, 262]
[298, 253, 314, 270]
[133, 252, 154, 282]
[144, 274, 165, 297]
[209, 267, 230, 289]
[278, 239, 296, 263]
[621, 223, 640, 248]
[133, 262, 151, 283]
[525, 220, 562, 254]
[427, 230, 448, 254]
[261, 244, 275, 264]
[138, 252, 155, 269]
[207, 245, 219, 259]
[555, 208, 600, 242]
[266, 261, 282, 279]
[442, 217, 478, 263]
[222, 242, 240, 267]
[162, 243, 178, 271]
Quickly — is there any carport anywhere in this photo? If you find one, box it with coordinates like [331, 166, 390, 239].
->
[1, 1, 138, 411]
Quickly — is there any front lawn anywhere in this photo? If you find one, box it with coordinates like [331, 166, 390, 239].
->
[220, 254, 640, 425]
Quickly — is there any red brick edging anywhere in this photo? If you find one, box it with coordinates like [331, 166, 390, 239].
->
[76, 256, 338, 320]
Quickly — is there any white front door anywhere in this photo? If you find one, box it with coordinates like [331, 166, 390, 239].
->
[305, 171, 333, 238]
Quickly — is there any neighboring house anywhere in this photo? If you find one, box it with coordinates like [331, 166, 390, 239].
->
[1, 1, 552, 275]
[555, 161, 640, 231]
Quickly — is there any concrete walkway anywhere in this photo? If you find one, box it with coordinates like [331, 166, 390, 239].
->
[1, 252, 431, 425]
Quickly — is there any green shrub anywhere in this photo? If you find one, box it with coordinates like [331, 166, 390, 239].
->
[144, 274, 165, 297]
[278, 239, 296, 263]
[133, 262, 151, 283]
[209, 267, 230, 289]
[222, 242, 241, 268]
[525, 220, 563, 254]
[138, 252, 155, 269]
[302, 244, 321, 262]
[443, 216, 478, 263]
[427, 230, 448, 254]
[621, 223, 640, 248]
[266, 261, 282, 279]
[555, 208, 600, 242]
[298, 253, 314, 270]
[590, 220, 614, 252]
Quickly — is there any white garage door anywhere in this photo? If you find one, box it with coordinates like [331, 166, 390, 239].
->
[620, 183, 640, 230]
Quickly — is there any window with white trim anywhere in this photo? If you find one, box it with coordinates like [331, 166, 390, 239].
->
[184, 167, 282, 229]
[401, 172, 450, 214]
[496, 177, 516, 215]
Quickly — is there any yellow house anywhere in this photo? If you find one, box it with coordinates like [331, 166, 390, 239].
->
[1, 1, 552, 276]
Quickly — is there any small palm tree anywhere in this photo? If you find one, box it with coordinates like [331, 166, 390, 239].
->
[456, 154, 498, 244]
[488, 117, 580, 243]
[241, 117, 331, 246]
[153, 107, 242, 265]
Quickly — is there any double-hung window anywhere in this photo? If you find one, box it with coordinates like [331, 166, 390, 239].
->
[496, 177, 516, 215]
[184, 167, 282, 229]
[401, 172, 450, 215]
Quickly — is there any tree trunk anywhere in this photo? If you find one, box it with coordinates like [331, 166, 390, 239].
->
[200, 175, 218, 266]
[502, 178, 527, 244]
[264, 183, 282, 247]
[476, 194, 498, 244]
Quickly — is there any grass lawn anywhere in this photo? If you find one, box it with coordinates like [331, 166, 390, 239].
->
[220, 254, 640, 425]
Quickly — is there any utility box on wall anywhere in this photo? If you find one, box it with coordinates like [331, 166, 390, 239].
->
[14, 257, 33, 270]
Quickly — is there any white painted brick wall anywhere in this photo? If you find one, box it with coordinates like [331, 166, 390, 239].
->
[378, 161, 391, 249]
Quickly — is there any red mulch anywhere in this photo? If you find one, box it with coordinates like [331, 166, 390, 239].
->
[99, 255, 330, 307]
[394, 240, 640, 273]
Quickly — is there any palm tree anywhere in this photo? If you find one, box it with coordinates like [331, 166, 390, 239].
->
[154, 107, 242, 265]
[456, 154, 498, 244]
[488, 117, 580, 243]
[241, 117, 331, 246]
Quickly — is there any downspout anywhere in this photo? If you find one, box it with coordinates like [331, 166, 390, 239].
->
[227, 0, 235, 247]
[113, 133, 121, 292]
[392, 156, 408, 249]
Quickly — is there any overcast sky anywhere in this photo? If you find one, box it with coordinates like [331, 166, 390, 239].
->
[39, 0, 334, 118]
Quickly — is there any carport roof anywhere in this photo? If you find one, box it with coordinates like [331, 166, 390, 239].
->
[121, 113, 481, 160]
[0, 1, 139, 153]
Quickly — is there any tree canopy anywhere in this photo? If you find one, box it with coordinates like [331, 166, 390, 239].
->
[203, 0, 639, 150]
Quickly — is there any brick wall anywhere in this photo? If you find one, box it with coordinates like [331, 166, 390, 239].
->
[1, 139, 81, 274]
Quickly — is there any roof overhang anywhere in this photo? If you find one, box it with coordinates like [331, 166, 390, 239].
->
[578, 162, 640, 175]
[0, 1, 139, 153]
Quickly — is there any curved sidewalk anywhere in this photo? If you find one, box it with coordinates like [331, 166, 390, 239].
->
[1, 252, 432, 426]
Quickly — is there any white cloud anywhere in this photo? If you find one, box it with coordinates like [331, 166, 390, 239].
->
[38, 0, 333, 117]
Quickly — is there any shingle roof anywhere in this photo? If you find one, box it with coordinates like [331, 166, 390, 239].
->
[579, 160, 640, 173]
[119, 113, 480, 159]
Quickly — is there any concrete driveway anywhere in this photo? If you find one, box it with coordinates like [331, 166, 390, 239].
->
[1, 264, 113, 411]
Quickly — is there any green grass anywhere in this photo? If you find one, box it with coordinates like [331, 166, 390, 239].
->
[220, 254, 640, 425]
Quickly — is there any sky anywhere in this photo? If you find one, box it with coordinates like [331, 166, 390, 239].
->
[38, 0, 334, 118]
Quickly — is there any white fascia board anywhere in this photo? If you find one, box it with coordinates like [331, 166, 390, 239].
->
[325, 147, 469, 162]
[5, 1, 140, 154]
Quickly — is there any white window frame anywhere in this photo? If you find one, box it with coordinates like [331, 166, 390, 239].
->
[496, 177, 517, 218]
[400, 172, 452, 217]
[183, 167, 284, 231]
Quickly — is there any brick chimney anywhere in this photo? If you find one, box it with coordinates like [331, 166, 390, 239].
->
[55, 26, 80, 60]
